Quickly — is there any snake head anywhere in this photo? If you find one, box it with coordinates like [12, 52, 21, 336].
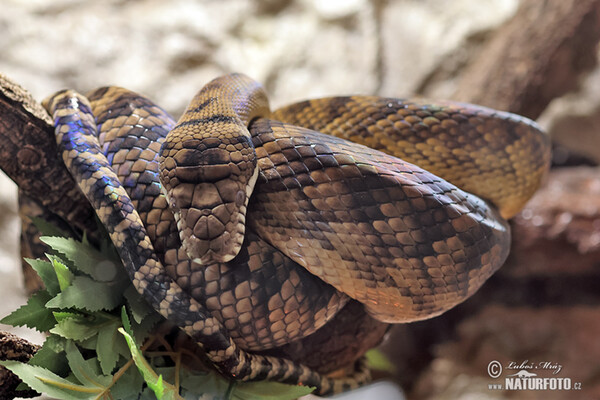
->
[159, 74, 269, 265]
[159, 124, 259, 265]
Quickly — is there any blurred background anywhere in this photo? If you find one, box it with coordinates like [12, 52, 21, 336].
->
[1, 0, 600, 398]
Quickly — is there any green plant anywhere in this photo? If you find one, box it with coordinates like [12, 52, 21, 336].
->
[0, 226, 314, 400]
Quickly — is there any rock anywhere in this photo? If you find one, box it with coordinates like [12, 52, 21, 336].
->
[380, 0, 518, 99]
[513, 167, 600, 258]
[412, 306, 600, 400]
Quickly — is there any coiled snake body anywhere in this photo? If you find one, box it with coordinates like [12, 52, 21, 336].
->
[43, 73, 550, 394]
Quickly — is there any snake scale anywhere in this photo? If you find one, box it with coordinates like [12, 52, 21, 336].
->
[41, 73, 550, 394]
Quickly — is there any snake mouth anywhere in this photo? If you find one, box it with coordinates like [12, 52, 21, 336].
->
[178, 204, 245, 264]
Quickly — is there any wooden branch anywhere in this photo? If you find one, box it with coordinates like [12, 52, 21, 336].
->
[454, 0, 600, 119]
[0, 332, 39, 399]
[0, 73, 96, 233]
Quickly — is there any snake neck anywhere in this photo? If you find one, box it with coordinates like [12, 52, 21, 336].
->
[159, 74, 270, 265]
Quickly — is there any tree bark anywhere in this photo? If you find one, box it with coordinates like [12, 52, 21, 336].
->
[0, 73, 96, 233]
[0, 332, 39, 399]
[454, 0, 600, 119]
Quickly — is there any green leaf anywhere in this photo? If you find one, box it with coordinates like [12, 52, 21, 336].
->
[26, 258, 60, 296]
[232, 380, 315, 400]
[0, 290, 55, 331]
[179, 369, 230, 398]
[14, 381, 32, 393]
[84, 358, 103, 379]
[0, 360, 102, 399]
[124, 285, 153, 324]
[125, 285, 164, 343]
[119, 311, 156, 384]
[41, 236, 121, 281]
[132, 310, 163, 344]
[50, 315, 101, 342]
[46, 275, 128, 312]
[118, 326, 160, 393]
[53, 311, 84, 322]
[77, 335, 99, 352]
[119, 326, 181, 399]
[43, 334, 67, 353]
[109, 361, 145, 400]
[121, 307, 133, 336]
[178, 369, 312, 400]
[28, 336, 69, 376]
[50, 255, 73, 291]
[96, 318, 127, 375]
[365, 348, 396, 373]
[64, 340, 112, 388]
[155, 375, 166, 399]
[30, 216, 72, 238]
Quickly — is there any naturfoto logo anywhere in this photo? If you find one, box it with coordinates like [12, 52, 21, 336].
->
[486, 360, 582, 392]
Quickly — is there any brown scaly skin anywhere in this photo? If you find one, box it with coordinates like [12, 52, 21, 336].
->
[273, 97, 551, 220]
[86, 86, 348, 351]
[160, 74, 269, 265]
[249, 118, 511, 322]
[0, 74, 373, 386]
[36, 73, 550, 394]
[43, 87, 366, 395]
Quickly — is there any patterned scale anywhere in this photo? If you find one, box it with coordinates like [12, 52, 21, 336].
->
[43, 87, 363, 395]
[86, 87, 348, 351]
[87, 87, 180, 257]
[159, 75, 269, 265]
[249, 119, 510, 322]
[273, 97, 551, 219]
[39, 73, 551, 394]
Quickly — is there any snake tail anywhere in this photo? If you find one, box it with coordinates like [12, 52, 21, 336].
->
[43, 89, 364, 395]
[159, 73, 270, 265]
